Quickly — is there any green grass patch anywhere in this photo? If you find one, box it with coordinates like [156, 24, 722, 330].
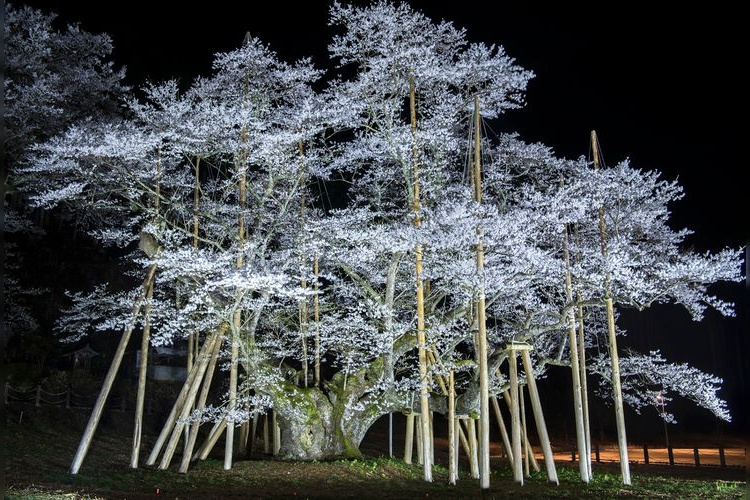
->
[5, 406, 745, 499]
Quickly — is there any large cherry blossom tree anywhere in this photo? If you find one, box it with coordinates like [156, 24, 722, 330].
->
[9, 1, 743, 482]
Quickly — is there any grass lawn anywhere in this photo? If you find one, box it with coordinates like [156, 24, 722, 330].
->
[4, 405, 746, 499]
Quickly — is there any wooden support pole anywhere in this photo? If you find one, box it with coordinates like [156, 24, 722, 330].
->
[70, 263, 158, 475]
[131, 281, 154, 468]
[471, 94, 491, 490]
[195, 418, 226, 461]
[468, 417, 479, 479]
[577, 299, 593, 479]
[524, 425, 541, 473]
[452, 418, 460, 480]
[592, 130, 630, 485]
[263, 414, 271, 454]
[250, 413, 259, 456]
[179, 335, 222, 473]
[508, 348, 523, 485]
[448, 370, 457, 485]
[563, 224, 590, 483]
[520, 348, 558, 485]
[239, 421, 249, 458]
[458, 418, 471, 458]
[574, 226, 593, 479]
[224, 329, 239, 470]
[520, 384, 530, 478]
[416, 414, 424, 465]
[430, 411, 435, 466]
[491, 396, 514, 467]
[404, 412, 415, 464]
[313, 254, 321, 387]
[410, 74, 432, 483]
[388, 413, 393, 458]
[273, 409, 281, 456]
[503, 387, 540, 473]
[147, 327, 221, 466]
[159, 332, 221, 470]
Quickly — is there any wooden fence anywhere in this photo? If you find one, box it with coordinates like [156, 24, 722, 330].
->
[561, 442, 744, 468]
[5, 382, 135, 413]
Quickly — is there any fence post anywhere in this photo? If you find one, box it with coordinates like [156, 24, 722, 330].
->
[36, 385, 42, 407]
[719, 447, 726, 467]
[595, 443, 600, 463]
[693, 448, 700, 467]
[4, 383, 9, 404]
[667, 446, 674, 466]
[643, 444, 649, 465]
[571, 448, 576, 462]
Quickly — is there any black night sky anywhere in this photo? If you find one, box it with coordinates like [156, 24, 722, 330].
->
[14, 1, 748, 437]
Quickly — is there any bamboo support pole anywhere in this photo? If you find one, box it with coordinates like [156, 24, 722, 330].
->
[70, 263, 158, 475]
[520, 348, 558, 485]
[592, 130, 630, 485]
[179, 335, 223, 473]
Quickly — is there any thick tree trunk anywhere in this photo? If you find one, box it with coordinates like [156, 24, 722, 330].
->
[272, 388, 376, 460]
